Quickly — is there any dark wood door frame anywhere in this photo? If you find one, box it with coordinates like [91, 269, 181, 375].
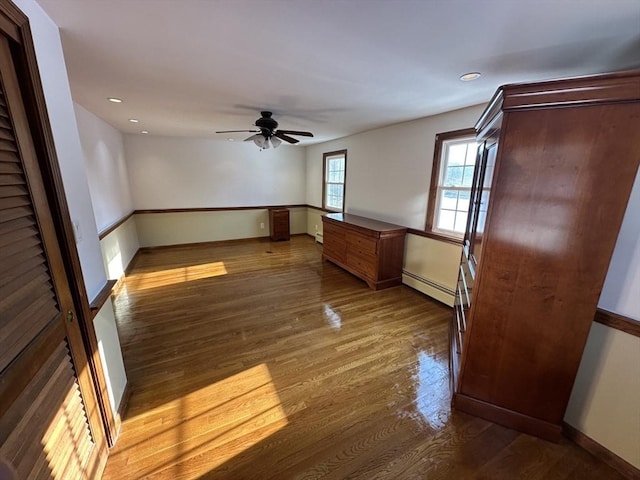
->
[1, 0, 120, 446]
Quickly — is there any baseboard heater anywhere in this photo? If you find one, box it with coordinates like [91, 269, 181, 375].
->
[402, 269, 455, 307]
[315, 232, 323, 244]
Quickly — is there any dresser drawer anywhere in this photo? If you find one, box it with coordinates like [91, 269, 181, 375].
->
[346, 232, 377, 256]
[272, 219, 288, 230]
[323, 222, 345, 240]
[346, 251, 377, 278]
[323, 236, 347, 263]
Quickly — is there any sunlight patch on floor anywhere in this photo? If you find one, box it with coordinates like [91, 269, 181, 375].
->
[128, 261, 228, 290]
[114, 363, 288, 478]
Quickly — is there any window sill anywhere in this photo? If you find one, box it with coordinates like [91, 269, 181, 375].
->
[408, 228, 464, 246]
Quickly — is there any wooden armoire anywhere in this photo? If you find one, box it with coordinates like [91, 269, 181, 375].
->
[451, 71, 640, 441]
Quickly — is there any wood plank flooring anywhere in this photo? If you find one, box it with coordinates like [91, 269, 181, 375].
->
[103, 236, 625, 480]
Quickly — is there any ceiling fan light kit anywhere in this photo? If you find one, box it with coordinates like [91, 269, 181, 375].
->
[270, 136, 282, 148]
[216, 111, 314, 150]
[243, 133, 279, 150]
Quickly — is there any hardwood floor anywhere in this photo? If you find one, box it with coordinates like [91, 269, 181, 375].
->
[103, 236, 625, 480]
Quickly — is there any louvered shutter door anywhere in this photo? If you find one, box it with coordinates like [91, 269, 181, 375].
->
[0, 339, 95, 478]
[0, 84, 60, 372]
[0, 32, 107, 479]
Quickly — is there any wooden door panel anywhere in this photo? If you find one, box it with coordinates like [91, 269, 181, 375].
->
[0, 326, 95, 479]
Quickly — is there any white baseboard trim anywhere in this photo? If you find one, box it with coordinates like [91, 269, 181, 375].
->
[402, 269, 455, 307]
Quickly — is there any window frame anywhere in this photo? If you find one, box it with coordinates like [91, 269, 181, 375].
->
[322, 149, 347, 212]
[425, 128, 477, 243]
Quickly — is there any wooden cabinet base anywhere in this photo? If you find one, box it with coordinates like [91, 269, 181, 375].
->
[453, 393, 562, 442]
[322, 255, 403, 290]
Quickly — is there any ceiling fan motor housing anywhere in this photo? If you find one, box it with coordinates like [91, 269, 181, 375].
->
[255, 111, 278, 136]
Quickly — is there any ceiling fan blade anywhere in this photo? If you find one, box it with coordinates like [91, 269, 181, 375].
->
[277, 129, 314, 137]
[275, 131, 299, 144]
[216, 129, 260, 134]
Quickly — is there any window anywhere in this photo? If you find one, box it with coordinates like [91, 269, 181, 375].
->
[323, 150, 347, 212]
[426, 128, 477, 239]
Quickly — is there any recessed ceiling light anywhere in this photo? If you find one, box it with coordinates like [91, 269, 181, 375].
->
[108, 97, 122, 103]
[460, 72, 481, 82]
[129, 119, 139, 123]
[227, 138, 235, 141]
[141, 130, 149, 134]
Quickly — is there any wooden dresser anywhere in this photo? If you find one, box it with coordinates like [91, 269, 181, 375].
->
[269, 208, 290, 241]
[451, 71, 640, 441]
[322, 213, 407, 290]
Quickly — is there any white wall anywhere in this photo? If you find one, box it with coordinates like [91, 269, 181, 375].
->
[93, 300, 127, 420]
[403, 234, 460, 307]
[135, 207, 308, 247]
[305, 104, 486, 228]
[125, 135, 306, 209]
[566, 171, 640, 469]
[74, 103, 134, 231]
[307, 207, 325, 238]
[15, 0, 127, 416]
[15, 0, 105, 300]
[100, 215, 139, 280]
[74, 102, 140, 282]
[599, 171, 640, 320]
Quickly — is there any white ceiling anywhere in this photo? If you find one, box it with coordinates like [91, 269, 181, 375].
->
[37, 0, 640, 145]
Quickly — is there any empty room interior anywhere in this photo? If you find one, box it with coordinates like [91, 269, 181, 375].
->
[1, 0, 640, 479]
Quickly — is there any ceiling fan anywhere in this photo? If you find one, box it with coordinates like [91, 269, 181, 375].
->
[216, 111, 314, 149]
